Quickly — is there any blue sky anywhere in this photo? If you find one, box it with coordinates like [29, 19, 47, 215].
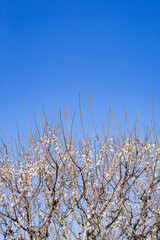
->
[1, 0, 160, 140]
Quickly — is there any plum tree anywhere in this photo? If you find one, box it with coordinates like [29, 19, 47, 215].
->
[0, 101, 160, 239]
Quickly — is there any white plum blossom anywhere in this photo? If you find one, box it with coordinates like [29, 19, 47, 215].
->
[0, 119, 159, 239]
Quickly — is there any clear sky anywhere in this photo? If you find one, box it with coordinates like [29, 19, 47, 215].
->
[1, 0, 160, 140]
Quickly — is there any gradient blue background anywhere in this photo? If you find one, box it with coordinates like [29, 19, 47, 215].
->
[0, 1, 160, 238]
[1, 0, 160, 140]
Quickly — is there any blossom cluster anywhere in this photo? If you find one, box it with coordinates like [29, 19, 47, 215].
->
[0, 126, 160, 239]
